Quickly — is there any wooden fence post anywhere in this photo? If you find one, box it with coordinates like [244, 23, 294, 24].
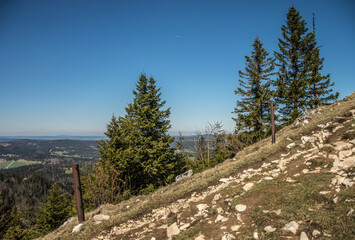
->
[72, 164, 85, 222]
[271, 102, 276, 144]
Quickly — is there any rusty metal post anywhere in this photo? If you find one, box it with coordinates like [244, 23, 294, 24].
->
[271, 102, 276, 144]
[72, 164, 85, 222]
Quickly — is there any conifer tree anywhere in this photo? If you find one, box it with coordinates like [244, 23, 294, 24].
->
[36, 182, 71, 234]
[97, 73, 185, 195]
[306, 12, 338, 108]
[274, 5, 314, 125]
[233, 37, 274, 144]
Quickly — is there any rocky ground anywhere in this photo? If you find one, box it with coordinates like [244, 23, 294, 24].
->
[42, 95, 355, 240]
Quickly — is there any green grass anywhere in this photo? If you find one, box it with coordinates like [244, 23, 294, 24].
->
[0, 161, 13, 169]
[0, 160, 40, 169]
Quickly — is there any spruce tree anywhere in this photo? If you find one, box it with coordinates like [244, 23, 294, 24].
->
[233, 37, 274, 144]
[306, 12, 338, 108]
[36, 182, 71, 234]
[274, 5, 314, 125]
[97, 73, 185, 194]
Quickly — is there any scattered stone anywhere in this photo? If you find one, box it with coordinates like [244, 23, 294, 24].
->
[213, 193, 222, 202]
[300, 231, 309, 240]
[231, 225, 241, 231]
[339, 150, 353, 160]
[281, 152, 290, 157]
[312, 229, 321, 237]
[219, 178, 230, 183]
[333, 197, 339, 203]
[333, 141, 353, 151]
[301, 136, 317, 144]
[283, 221, 299, 234]
[151, 237, 156, 240]
[287, 143, 296, 149]
[264, 177, 273, 181]
[332, 125, 344, 133]
[215, 214, 228, 223]
[294, 115, 311, 126]
[243, 183, 254, 191]
[273, 209, 282, 215]
[264, 226, 276, 233]
[197, 204, 208, 211]
[216, 207, 224, 214]
[175, 169, 193, 182]
[72, 223, 84, 233]
[341, 155, 355, 169]
[235, 204, 247, 212]
[179, 223, 190, 230]
[93, 214, 110, 221]
[253, 231, 259, 239]
[348, 208, 354, 216]
[194, 235, 205, 240]
[222, 233, 235, 240]
[286, 177, 296, 183]
[167, 222, 180, 238]
[59, 217, 75, 229]
[319, 191, 331, 195]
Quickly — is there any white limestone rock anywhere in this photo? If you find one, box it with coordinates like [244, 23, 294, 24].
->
[167, 222, 180, 238]
[300, 231, 309, 240]
[264, 226, 276, 233]
[333, 141, 353, 151]
[339, 150, 353, 160]
[179, 223, 190, 231]
[215, 214, 228, 223]
[197, 203, 208, 212]
[59, 217, 75, 229]
[72, 223, 84, 233]
[194, 235, 205, 240]
[301, 136, 317, 144]
[235, 204, 247, 212]
[312, 229, 321, 237]
[222, 233, 235, 240]
[243, 183, 254, 191]
[231, 225, 241, 231]
[287, 143, 296, 149]
[213, 193, 222, 203]
[283, 221, 299, 234]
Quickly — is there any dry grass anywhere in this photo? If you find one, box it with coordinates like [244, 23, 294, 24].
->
[41, 91, 355, 240]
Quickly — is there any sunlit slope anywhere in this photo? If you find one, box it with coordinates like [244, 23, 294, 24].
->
[42, 92, 355, 240]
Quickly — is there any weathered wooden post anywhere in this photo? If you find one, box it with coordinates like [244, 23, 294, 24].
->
[271, 102, 276, 144]
[72, 164, 85, 222]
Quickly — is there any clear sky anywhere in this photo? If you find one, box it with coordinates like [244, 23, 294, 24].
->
[0, 0, 354, 136]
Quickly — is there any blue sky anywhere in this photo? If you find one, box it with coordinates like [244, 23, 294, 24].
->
[0, 0, 354, 136]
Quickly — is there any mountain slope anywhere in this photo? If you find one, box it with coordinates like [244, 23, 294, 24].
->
[42, 92, 355, 240]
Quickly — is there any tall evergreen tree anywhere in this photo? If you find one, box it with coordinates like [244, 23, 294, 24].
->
[306, 12, 338, 108]
[36, 182, 71, 235]
[233, 37, 275, 144]
[274, 5, 314, 125]
[97, 73, 185, 195]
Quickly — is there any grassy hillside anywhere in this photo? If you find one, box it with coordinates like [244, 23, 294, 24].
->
[42, 92, 355, 240]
